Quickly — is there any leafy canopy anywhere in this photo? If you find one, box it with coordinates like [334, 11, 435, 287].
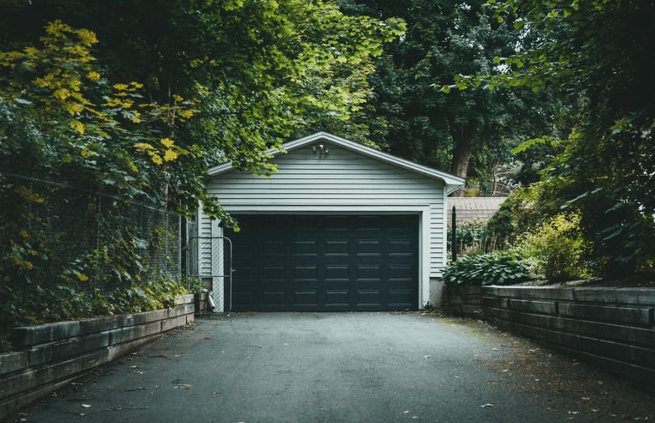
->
[447, 0, 655, 275]
[0, 0, 406, 222]
[338, 0, 560, 195]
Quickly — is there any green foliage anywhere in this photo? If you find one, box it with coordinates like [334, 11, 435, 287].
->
[184, 277, 204, 295]
[111, 274, 188, 313]
[0, 3, 407, 342]
[0, 21, 194, 207]
[2, 274, 186, 332]
[447, 220, 501, 256]
[517, 212, 591, 283]
[0, 173, 186, 350]
[443, 249, 529, 286]
[1, 272, 187, 350]
[485, 183, 561, 249]
[0, 1, 405, 221]
[542, 127, 655, 277]
[339, 0, 559, 192]
[445, 0, 655, 275]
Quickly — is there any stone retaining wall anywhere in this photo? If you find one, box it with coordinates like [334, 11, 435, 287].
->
[443, 285, 482, 316]
[0, 294, 195, 420]
[445, 285, 655, 388]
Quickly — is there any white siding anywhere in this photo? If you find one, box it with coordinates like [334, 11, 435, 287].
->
[207, 143, 448, 277]
[198, 206, 213, 277]
[197, 206, 225, 312]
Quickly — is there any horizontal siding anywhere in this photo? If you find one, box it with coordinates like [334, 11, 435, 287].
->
[430, 202, 447, 275]
[199, 207, 213, 276]
[210, 145, 441, 205]
[207, 143, 447, 278]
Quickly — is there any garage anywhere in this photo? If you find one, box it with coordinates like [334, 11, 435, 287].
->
[199, 132, 464, 312]
[226, 215, 419, 311]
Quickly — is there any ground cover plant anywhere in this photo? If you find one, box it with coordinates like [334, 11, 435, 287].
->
[443, 248, 530, 286]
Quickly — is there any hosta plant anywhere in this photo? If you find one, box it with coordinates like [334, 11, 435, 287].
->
[443, 249, 530, 287]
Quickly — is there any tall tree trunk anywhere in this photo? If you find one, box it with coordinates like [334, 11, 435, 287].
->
[450, 125, 476, 197]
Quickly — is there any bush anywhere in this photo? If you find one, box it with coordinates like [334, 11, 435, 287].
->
[486, 183, 561, 249]
[443, 249, 530, 287]
[518, 212, 591, 282]
[448, 220, 504, 258]
[184, 276, 204, 294]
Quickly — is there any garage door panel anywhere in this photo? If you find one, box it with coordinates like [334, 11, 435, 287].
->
[232, 290, 255, 308]
[388, 265, 416, 279]
[356, 290, 382, 307]
[293, 240, 318, 255]
[389, 239, 414, 254]
[261, 291, 287, 307]
[227, 215, 418, 311]
[325, 290, 349, 307]
[325, 240, 349, 254]
[356, 264, 382, 279]
[262, 240, 285, 257]
[262, 266, 285, 281]
[233, 240, 256, 258]
[293, 266, 318, 280]
[356, 240, 381, 255]
[325, 265, 349, 279]
[294, 291, 319, 306]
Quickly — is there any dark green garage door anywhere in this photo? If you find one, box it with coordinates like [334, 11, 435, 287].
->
[226, 215, 419, 311]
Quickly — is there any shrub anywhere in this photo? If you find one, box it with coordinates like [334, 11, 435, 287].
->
[447, 220, 503, 258]
[486, 183, 561, 248]
[184, 276, 204, 294]
[448, 220, 485, 256]
[518, 212, 591, 282]
[443, 249, 530, 287]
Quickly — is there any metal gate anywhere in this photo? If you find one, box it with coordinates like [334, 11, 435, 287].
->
[185, 236, 233, 313]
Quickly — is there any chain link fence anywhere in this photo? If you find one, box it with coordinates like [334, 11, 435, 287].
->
[0, 172, 182, 328]
[185, 235, 233, 313]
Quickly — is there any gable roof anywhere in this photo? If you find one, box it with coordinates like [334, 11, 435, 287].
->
[208, 131, 465, 195]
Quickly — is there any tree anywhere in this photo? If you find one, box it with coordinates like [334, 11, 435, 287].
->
[454, 0, 655, 275]
[0, 3, 407, 332]
[338, 0, 558, 195]
[0, 0, 405, 218]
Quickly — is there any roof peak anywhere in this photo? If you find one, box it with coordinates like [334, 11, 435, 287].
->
[208, 131, 465, 195]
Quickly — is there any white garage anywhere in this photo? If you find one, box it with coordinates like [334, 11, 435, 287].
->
[197, 132, 463, 312]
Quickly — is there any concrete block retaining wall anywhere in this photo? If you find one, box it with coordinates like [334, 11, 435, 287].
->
[0, 294, 195, 420]
[443, 286, 482, 316]
[445, 285, 655, 388]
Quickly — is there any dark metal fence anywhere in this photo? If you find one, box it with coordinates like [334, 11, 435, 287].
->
[0, 172, 181, 304]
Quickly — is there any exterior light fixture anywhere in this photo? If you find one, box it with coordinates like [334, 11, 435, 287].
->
[312, 143, 329, 155]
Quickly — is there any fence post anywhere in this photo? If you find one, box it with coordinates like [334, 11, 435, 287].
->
[181, 217, 187, 285]
[452, 206, 457, 262]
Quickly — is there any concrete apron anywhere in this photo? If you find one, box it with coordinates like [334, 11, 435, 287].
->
[4, 313, 638, 423]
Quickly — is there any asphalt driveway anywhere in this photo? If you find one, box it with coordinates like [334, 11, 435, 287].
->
[7, 312, 654, 422]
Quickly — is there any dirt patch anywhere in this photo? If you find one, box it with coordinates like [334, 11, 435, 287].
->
[472, 319, 655, 421]
[419, 309, 655, 420]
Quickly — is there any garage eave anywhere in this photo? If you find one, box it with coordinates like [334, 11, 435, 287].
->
[207, 131, 465, 194]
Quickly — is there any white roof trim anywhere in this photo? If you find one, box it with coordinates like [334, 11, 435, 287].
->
[208, 131, 465, 195]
